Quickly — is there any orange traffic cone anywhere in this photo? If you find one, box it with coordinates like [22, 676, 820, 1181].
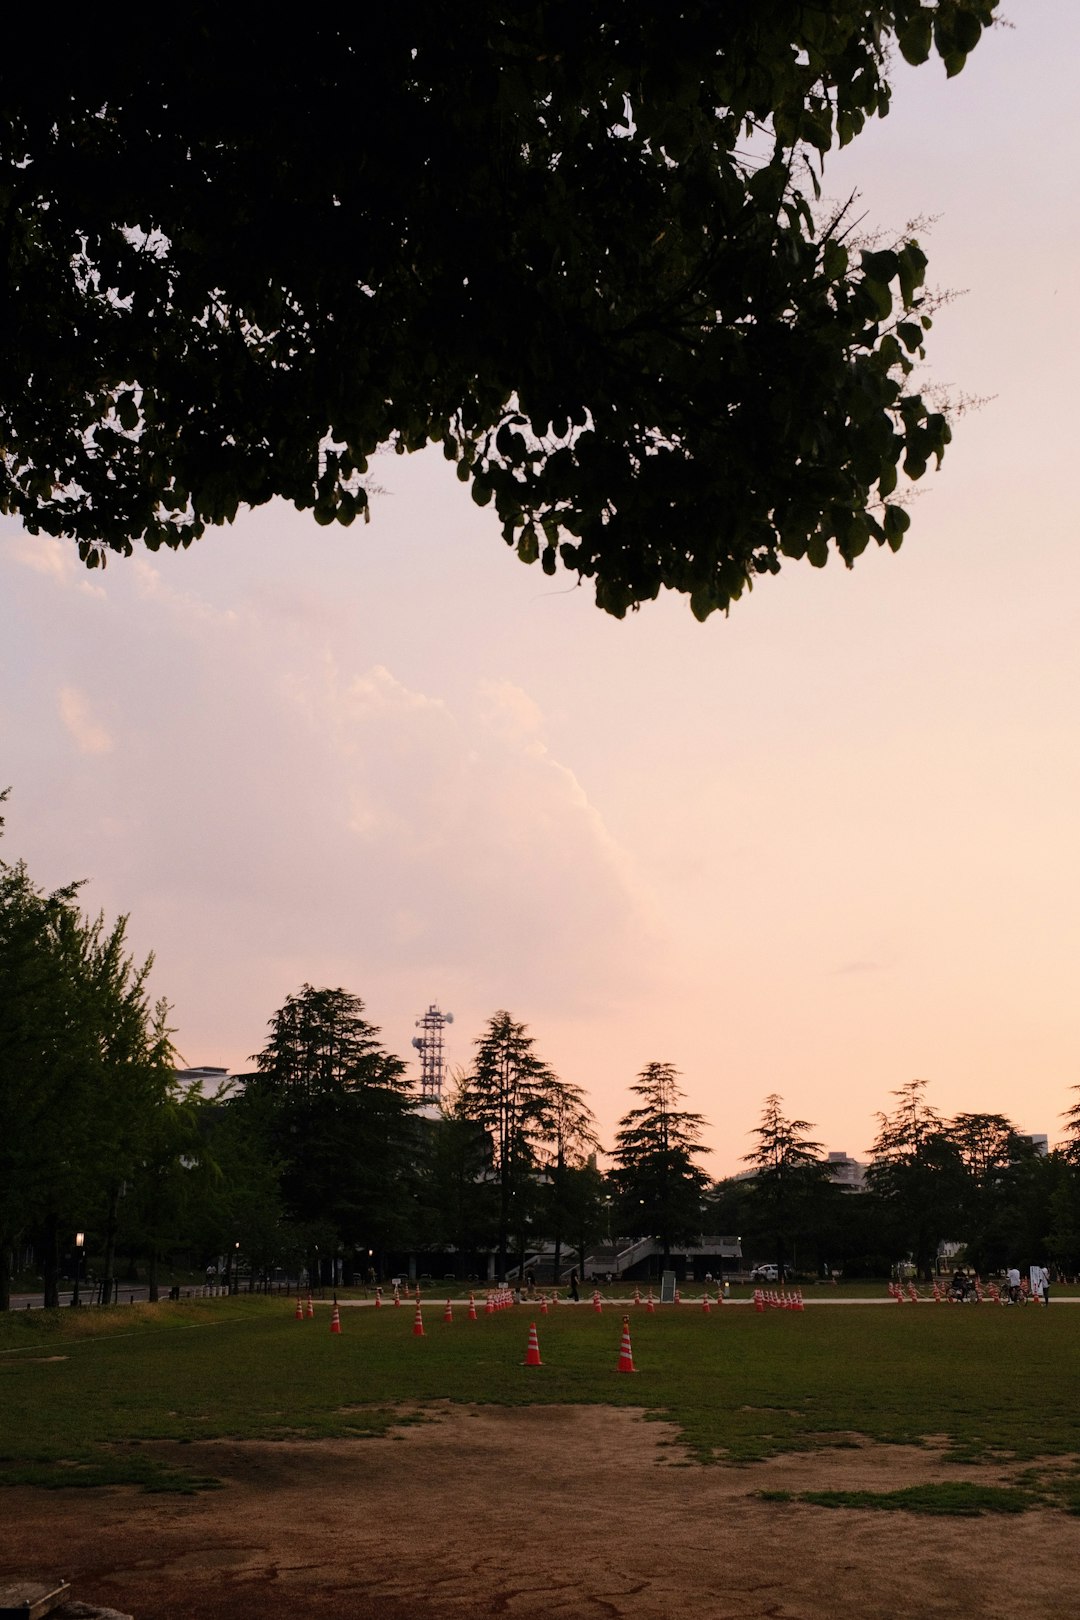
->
[702, 1294, 711, 1315]
[754, 1288, 765, 1313]
[374, 1288, 382, 1310]
[468, 1293, 477, 1321]
[444, 1300, 453, 1324]
[646, 1290, 655, 1314]
[330, 1301, 342, 1334]
[413, 1303, 425, 1337]
[633, 1287, 641, 1307]
[540, 1295, 548, 1315]
[617, 1315, 637, 1373]
[294, 1297, 303, 1321]
[674, 1287, 681, 1305]
[523, 1322, 543, 1367]
[393, 1286, 401, 1307]
[485, 1293, 495, 1315]
[306, 1292, 314, 1318]
[593, 1289, 602, 1313]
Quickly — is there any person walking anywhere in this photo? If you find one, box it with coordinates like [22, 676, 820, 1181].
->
[569, 1267, 580, 1303]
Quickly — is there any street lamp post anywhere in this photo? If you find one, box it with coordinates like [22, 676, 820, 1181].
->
[71, 1233, 85, 1307]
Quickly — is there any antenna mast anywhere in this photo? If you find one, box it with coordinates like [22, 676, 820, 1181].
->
[411, 1003, 454, 1106]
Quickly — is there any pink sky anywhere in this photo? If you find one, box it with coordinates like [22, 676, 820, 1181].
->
[3, 6, 1078, 1176]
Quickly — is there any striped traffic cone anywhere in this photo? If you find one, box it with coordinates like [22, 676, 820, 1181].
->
[413, 1303, 425, 1337]
[374, 1288, 382, 1310]
[468, 1293, 477, 1321]
[674, 1287, 681, 1305]
[485, 1293, 495, 1315]
[646, 1290, 655, 1314]
[330, 1300, 342, 1334]
[633, 1287, 641, 1307]
[393, 1286, 401, 1307]
[540, 1295, 548, 1315]
[593, 1289, 602, 1313]
[306, 1293, 314, 1319]
[444, 1300, 453, 1324]
[617, 1316, 637, 1373]
[523, 1323, 543, 1367]
[754, 1289, 765, 1313]
[294, 1297, 303, 1321]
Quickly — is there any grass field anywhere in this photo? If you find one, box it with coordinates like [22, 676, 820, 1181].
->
[2, 1295, 1077, 1511]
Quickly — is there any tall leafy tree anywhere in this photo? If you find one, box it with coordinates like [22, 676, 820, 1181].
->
[240, 986, 416, 1283]
[1, 798, 182, 1307]
[946, 1111, 1033, 1274]
[53, 914, 179, 1304]
[1060, 1087, 1080, 1165]
[0, 840, 82, 1309]
[454, 1011, 557, 1279]
[561, 1159, 610, 1286]
[1, 4, 997, 617]
[414, 1104, 499, 1278]
[866, 1079, 964, 1279]
[610, 1063, 709, 1268]
[743, 1095, 833, 1277]
[542, 1078, 600, 1288]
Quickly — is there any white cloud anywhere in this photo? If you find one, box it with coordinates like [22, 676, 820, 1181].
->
[476, 678, 545, 740]
[58, 686, 113, 754]
[131, 556, 237, 630]
[5, 533, 106, 598]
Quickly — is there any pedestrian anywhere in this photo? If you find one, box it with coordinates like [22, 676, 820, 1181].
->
[1031, 1263, 1050, 1306]
[1006, 1265, 1021, 1304]
[569, 1267, 579, 1302]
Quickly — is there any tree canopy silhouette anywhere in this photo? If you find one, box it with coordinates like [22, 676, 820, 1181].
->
[1, 3, 997, 616]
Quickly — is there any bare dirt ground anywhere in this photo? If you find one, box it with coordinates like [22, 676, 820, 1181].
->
[5, 1405, 1078, 1620]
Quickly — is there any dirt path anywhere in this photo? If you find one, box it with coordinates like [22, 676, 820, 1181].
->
[4, 1406, 1077, 1619]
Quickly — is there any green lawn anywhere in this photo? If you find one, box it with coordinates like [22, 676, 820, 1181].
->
[1, 1295, 1077, 1509]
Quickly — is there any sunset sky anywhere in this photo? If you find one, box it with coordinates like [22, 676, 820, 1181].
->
[3, 5, 1078, 1178]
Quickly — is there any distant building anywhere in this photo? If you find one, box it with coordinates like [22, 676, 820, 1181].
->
[825, 1151, 867, 1191]
[175, 1065, 230, 1090]
[1024, 1133, 1049, 1157]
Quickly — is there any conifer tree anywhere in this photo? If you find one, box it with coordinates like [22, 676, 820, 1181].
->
[611, 1063, 709, 1268]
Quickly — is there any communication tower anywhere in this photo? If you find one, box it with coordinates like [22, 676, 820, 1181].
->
[411, 1003, 453, 1105]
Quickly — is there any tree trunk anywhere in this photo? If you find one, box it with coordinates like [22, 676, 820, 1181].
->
[148, 1249, 159, 1303]
[497, 1176, 510, 1282]
[42, 1214, 60, 1308]
[0, 1234, 12, 1312]
[100, 1184, 120, 1305]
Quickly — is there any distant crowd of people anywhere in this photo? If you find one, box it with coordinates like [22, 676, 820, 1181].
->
[948, 1264, 1051, 1305]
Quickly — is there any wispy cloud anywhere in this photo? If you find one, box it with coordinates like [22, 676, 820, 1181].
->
[5, 533, 106, 598]
[58, 686, 113, 754]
